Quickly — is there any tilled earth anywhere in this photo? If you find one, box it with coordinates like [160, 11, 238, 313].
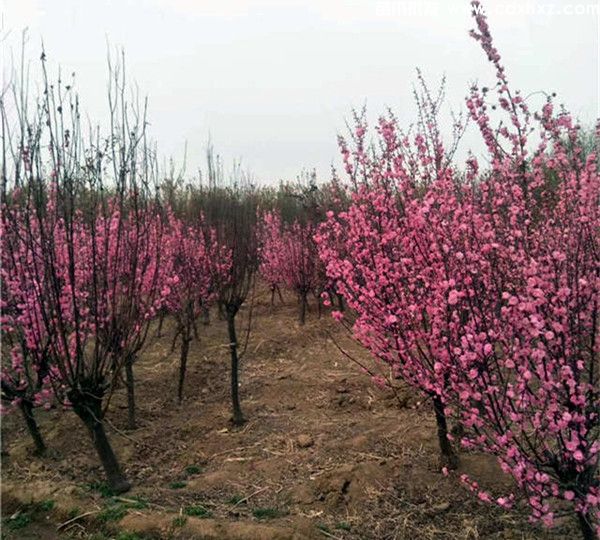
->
[1, 287, 579, 539]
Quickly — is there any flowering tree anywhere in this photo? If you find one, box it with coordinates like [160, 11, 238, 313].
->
[0, 53, 164, 492]
[194, 164, 259, 426]
[1, 210, 53, 455]
[258, 211, 286, 305]
[316, 80, 466, 468]
[318, 2, 599, 536]
[98, 205, 165, 431]
[259, 211, 321, 323]
[440, 3, 600, 537]
[281, 220, 320, 325]
[162, 210, 228, 404]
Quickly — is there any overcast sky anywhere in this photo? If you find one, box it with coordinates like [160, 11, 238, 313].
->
[2, 0, 598, 183]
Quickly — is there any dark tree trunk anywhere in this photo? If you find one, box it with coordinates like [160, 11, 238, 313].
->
[71, 393, 130, 494]
[124, 354, 136, 430]
[577, 512, 595, 540]
[1, 426, 9, 457]
[19, 400, 46, 455]
[299, 293, 308, 325]
[192, 317, 200, 340]
[227, 312, 244, 426]
[201, 305, 210, 326]
[178, 323, 191, 404]
[336, 292, 345, 312]
[270, 285, 284, 307]
[432, 396, 458, 469]
[156, 311, 166, 338]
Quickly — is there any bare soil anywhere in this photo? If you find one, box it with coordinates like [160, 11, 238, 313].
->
[1, 286, 579, 539]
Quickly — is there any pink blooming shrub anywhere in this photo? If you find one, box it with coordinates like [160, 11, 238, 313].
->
[318, 2, 599, 536]
[258, 211, 287, 305]
[444, 3, 599, 537]
[161, 209, 230, 403]
[0, 55, 166, 492]
[259, 211, 321, 324]
[2, 188, 166, 489]
[1, 206, 53, 454]
[316, 85, 466, 468]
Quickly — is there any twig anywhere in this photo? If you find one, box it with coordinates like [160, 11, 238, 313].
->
[210, 441, 262, 458]
[57, 510, 100, 530]
[352, 450, 389, 461]
[326, 329, 405, 409]
[103, 416, 144, 447]
[238, 276, 257, 361]
[240, 419, 256, 433]
[228, 486, 268, 511]
[319, 528, 344, 540]
[112, 496, 165, 509]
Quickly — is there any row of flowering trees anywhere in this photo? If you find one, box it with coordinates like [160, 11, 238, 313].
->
[316, 3, 598, 538]
[255, 176, 350, 323]
[0, 56, 260, 491]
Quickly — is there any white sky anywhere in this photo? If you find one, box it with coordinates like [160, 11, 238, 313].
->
[2, 0, 598, 183]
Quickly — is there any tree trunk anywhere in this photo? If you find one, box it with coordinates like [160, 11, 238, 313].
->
[156, 311, 165, 337]
[276, 285, 284, 304]
[336, 293, 345, 312]
[577, 512, 595, 540]
[299, 293, 308, 325]
[72, 395, 130, 494]
[178, 324, 191, 404]
[124, 354, 136, 430]
[1, 426, 9, 457]
[19, 400, 46, 455]
[270, 286, 275, 306]
[432, 396, 458, 469]
[202, 305, 210, 326]
[192, 317, 200, 340]
[227, 313, 245, 426]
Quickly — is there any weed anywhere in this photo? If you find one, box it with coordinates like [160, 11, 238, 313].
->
[227, 494, 245, 505]
[67, 507, 81, 519]
[36, 499, 55, 512]
[172, 515, 187, 527]
[5, 512, 31, 530]
[89, 533, 109, 540]
[336, 521, 352, 531]
[87, 481, 115, 498]
[184, 465, 202, 476]
[98, 505, 127, 523]
[183, 505, 212, 518]
[252, 507, 283, 520]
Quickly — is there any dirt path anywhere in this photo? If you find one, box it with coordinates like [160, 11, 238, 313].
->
[1, 287, 577, 539]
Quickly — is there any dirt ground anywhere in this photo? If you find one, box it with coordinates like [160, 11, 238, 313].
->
[1, 286, 580, 539]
